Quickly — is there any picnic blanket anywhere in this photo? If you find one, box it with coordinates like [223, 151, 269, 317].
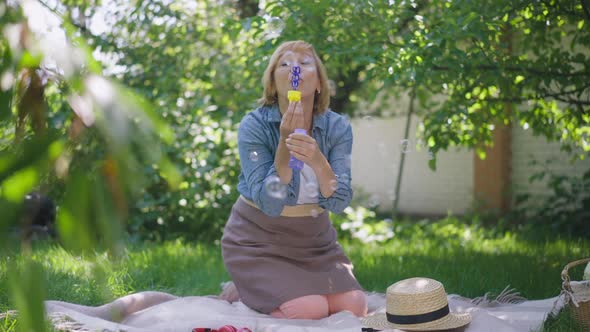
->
[42, 282, 585, 332]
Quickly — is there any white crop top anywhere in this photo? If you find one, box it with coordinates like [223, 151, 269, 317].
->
[296, 163, 320, 204]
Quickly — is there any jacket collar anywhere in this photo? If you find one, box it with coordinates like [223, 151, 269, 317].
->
[265, 104, 328, 132]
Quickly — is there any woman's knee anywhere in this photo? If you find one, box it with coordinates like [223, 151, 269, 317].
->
[327, 290, 367, 317]
[271, 295, 329, 319]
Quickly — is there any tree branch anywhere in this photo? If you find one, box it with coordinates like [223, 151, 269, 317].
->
[549, 95, 590, 107]
[432, 64, 590, 78]
[487, 95, 590, 107]
[537, 83, 590, 99]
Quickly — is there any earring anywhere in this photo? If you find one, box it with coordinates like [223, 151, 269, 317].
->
[316, 88, 321, 94]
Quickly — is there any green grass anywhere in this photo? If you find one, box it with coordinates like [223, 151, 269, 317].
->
[1, 218, 589, 331]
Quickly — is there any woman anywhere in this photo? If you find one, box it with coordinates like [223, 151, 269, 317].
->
[221, 40, 367, 320]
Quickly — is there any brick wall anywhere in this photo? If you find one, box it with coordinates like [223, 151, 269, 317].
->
[511, 126, 590, 209]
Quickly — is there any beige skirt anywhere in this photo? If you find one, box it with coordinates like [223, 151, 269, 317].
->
[221, 197, 363, 314]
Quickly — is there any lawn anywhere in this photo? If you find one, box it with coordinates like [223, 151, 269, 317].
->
[1, 218, 588, 331]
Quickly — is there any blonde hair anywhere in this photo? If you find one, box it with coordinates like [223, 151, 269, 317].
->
[258, 40, 330, 114]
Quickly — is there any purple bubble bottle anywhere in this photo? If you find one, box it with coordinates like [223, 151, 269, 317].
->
[289, 128, 307, 171]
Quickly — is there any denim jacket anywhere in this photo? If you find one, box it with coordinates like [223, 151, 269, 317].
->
[237, 104, 353, 217]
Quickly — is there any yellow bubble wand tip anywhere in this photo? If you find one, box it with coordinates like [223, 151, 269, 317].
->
[288, 90, 301, 102]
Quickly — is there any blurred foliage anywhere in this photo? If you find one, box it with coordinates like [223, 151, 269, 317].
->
[61, 0, 265, 241]
[331, 206, 395, 244]
[1, 0, 179, 329]
[48, 0, 587, 241]
[513, 163, 590, 237]
[2, 0, 587, 240]
[331, 188, 395, 243]
[1, 0, 588, 244]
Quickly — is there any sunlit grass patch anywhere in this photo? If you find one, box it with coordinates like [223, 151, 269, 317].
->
[346, 217, 588, 300]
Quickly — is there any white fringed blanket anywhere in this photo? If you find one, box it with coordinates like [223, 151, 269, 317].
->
[41, 282, 587, 332]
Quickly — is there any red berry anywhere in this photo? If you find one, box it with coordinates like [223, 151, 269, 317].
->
[218, 325, 237, 332]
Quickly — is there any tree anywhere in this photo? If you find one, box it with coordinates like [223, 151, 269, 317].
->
[33, 0, 589, 239]
[266, 0, 589, 167]
[7, 0, 587, 241]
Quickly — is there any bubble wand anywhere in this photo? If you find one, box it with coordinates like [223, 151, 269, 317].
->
[288, 66, 305, 171]
[287, 66, 301, 102]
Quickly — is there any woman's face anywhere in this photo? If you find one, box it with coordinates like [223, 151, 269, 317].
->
[273, 50, 320, 101]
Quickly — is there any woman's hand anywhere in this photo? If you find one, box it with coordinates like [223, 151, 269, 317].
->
[285, 132, 325, 169]
[279, 101, 304, 139]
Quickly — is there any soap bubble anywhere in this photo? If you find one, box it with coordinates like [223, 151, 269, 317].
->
[400, 139, 411, 153]
[265, 175, 287, 199]
[266, 17, 285, 39]
[415, 138, 424, 149]
[311, 209, 319, 218]
[249, 151, 259, 162]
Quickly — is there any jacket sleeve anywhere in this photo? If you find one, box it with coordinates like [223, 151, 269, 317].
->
[318, 117, 353, 213]
[237, 114, 299, 216]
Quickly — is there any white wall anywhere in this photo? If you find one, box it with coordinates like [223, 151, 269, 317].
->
[350, 116, 473, 215]
[350, 117, 589, 215]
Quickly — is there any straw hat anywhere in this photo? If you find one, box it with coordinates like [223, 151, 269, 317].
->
[362, 277, 471, 331]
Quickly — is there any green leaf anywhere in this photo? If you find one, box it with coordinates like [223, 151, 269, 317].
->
[1, 167, 38, 202]
[58, 168, 128, 253]
[17, 51, 43, 69]
[428, 157, 437, 171]
[1, 46, 14, 122]
[0, 136, 56, 184]
[0, 87, 11, 122]
[427, 136, 436, 147]
[9, 259, 48, 332]
[476, 148, 487, 160]
[158, 158, 182, 189]
[0, 199, 22, 232]
[57, 173, 95, 253]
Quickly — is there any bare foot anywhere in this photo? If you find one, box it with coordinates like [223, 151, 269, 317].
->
[219, 281, 240, 303]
